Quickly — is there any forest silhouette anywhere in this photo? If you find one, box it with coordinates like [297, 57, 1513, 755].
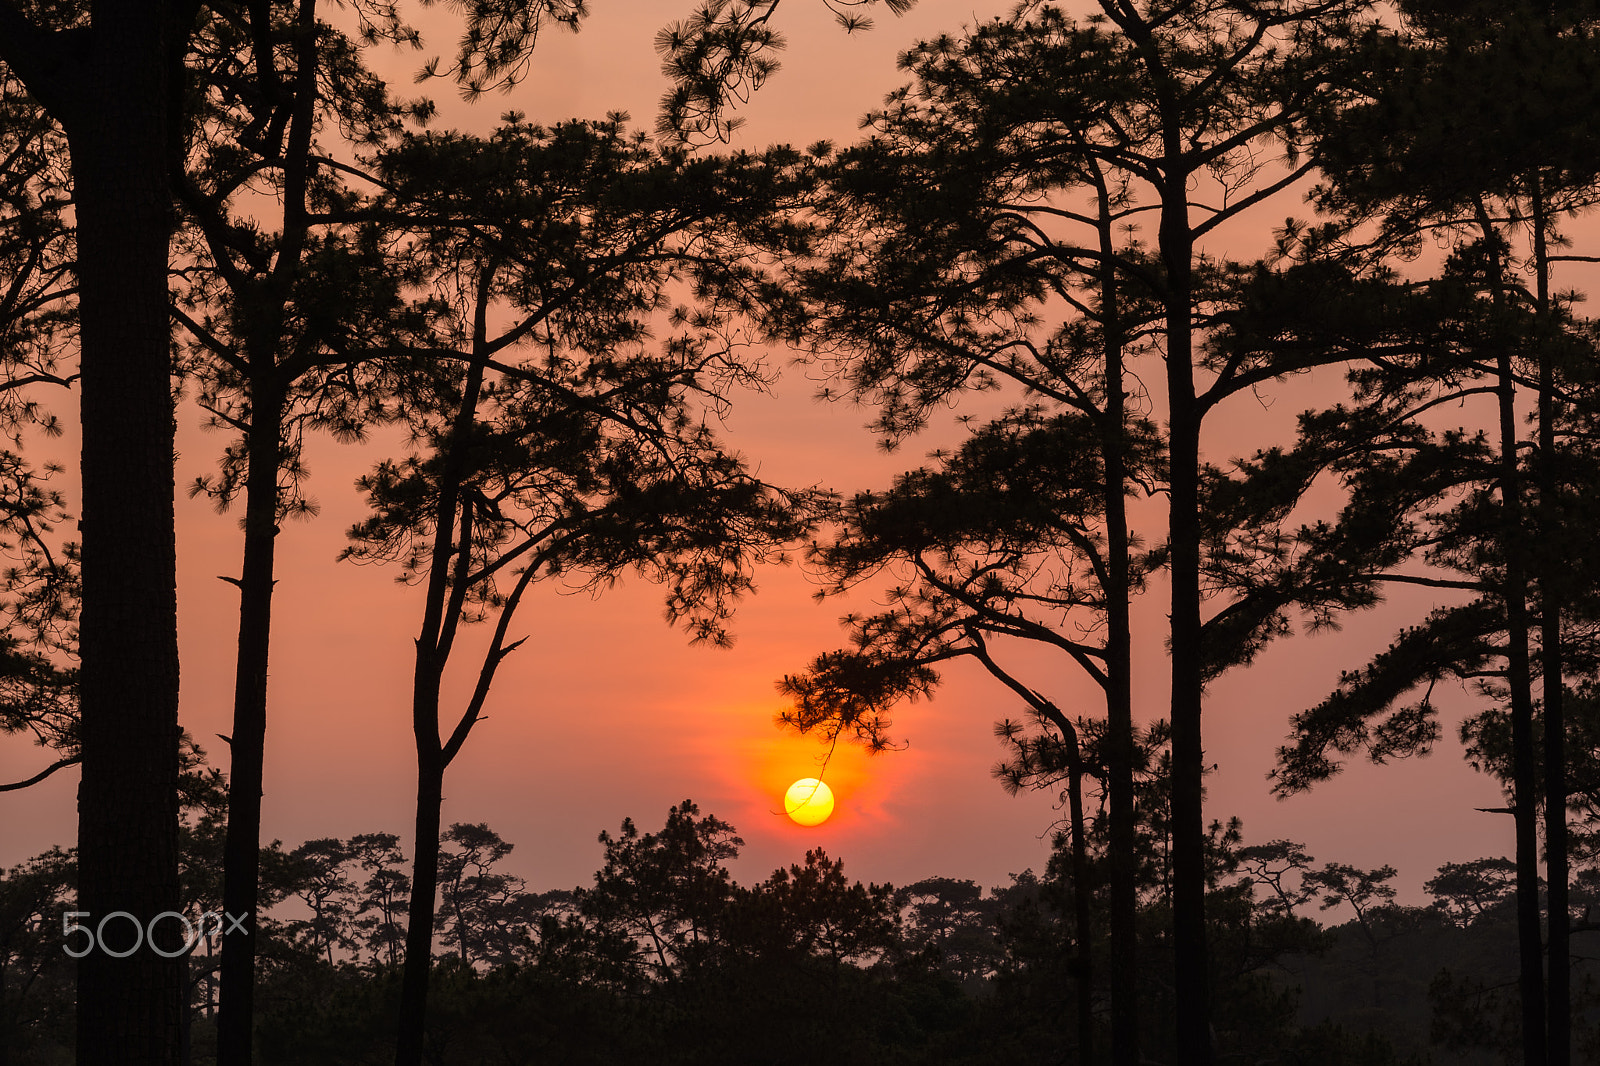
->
[4, 0, 1600, 1063]
[11, 752, 1588, 1064]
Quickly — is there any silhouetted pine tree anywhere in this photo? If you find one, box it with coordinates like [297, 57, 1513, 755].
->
[0, 0, 190, 1051]
[168, 7, 430, 1053]
[338, 118, 816, 1065]
[777, 3, 1382, 1060]
[0, 62, 77, 791]
[1277, 4, 1600, 1059]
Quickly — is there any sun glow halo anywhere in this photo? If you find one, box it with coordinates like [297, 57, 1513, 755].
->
[784, 778, 835, 826]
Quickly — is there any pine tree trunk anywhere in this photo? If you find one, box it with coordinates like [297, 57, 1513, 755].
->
[69, 4, 184, 1062]
[216, 380, 285, 1066]
[1162, 178, 1211, 1066]
[1098, 188, 1139, 1066]
[395, 727, 444, 1066]
[1066, 755, 1095, 1064]
[1532, 180, 1569, 1066]
[1484, 218, 1548, 1066]
[215, 7, 319, 1053]
[395, 345, 486, 1066]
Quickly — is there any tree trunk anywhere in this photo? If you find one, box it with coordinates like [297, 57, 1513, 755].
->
[1532, 178, 1569, 1066]
[216, 379, 285, 1066]
[1484, 215, 1548, 1066]
[68, 4, 184, 1062]
[1098, 183, 1139, 1066]
[214, 6, 320, 1056]
[394, 340, 486, 1066]
[1162, 174, 1211, 1066]
[395, 740, 444, 1066]
[1066, 754, 1095, 1064]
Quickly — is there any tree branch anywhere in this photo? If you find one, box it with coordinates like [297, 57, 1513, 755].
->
[0, 753, 79, 792]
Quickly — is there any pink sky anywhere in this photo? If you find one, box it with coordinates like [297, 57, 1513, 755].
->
[2, 0, 1528, 910]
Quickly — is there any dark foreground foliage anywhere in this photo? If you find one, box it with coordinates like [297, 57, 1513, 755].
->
[8, 770, 1598, 1065]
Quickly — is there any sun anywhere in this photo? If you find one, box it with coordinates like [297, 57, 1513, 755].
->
[784, 778, 835, 826]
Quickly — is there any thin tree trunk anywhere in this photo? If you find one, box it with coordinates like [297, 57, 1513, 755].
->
[395, 748, 444, 1066]
[1066, 752, 1095, 1064]
[214, 8, 318, 1057]
[394, 314, 489, 1066]
[1, 931, 11, 1066]
[1097, 167, 1139, 1066]
[967, 630, 1102, 1063]
[1532, 177, 1569, 1066]
[1482, 210, 1548, 1066]
[68, 4, 184, 1061]
[216, 379, 285, 1066]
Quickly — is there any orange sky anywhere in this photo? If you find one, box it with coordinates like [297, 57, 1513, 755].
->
[2, 0, 1530, 909]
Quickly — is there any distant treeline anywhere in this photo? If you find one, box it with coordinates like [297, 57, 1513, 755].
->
[3, 739, 1595, 1065]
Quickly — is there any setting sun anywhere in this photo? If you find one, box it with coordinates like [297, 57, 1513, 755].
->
[784, 778, 835, 826]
